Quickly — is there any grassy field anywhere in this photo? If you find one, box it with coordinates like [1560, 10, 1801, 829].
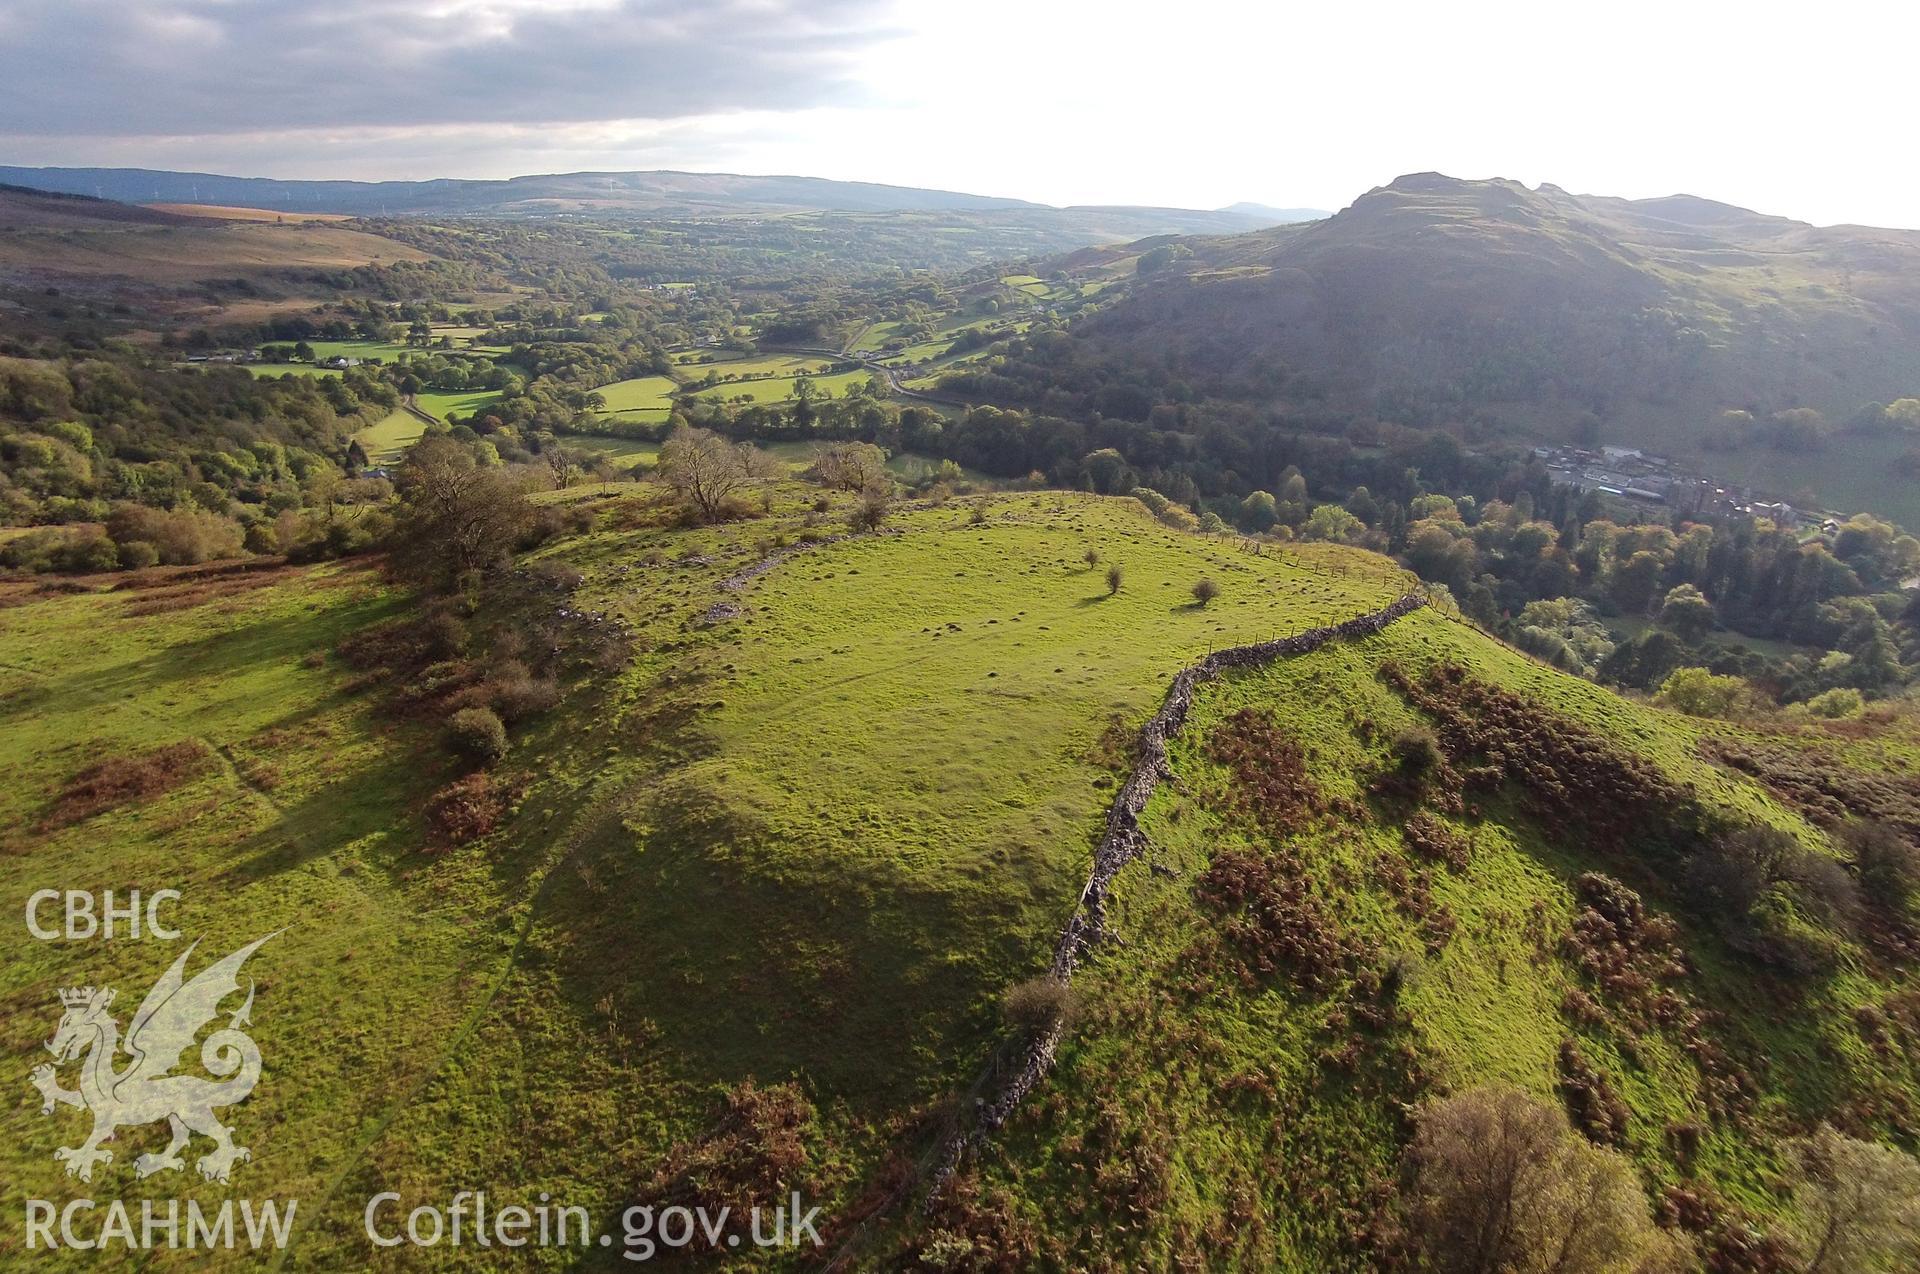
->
[242, 363, 343, 379]
[0, 561, 517, 1272]
[0, 492, 1409, 1268]
[687, 368, 871, 405]
[352, 407, 426, 465]
[877, 315, 1023, 370]
[592, 375, 678, 411]
[415, 389, 502, 422]
[589, 374, 678, 423]
[568, 434, 658, 468]
[1684, 432, 1920, 528]
[685, 353, 833, 381]
[298, 339, 421, 364]
[144, 204, 353, 223]
[349, 390, 501, 465]
[1, 488, 1913, 1269]
[848, 319, 902, 353]
[998, 274, 1080, 305]
[670, 348, 747, 367]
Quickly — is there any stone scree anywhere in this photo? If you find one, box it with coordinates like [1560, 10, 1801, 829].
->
[926, 590, 1428, 1204]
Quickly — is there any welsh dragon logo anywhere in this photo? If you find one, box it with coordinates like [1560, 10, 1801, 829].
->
[28, 933, 277, 1184]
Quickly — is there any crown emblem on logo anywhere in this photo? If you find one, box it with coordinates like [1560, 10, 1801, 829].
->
[58, 987, 109, 1008]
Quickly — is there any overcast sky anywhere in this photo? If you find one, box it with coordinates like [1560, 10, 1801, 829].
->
[0, 0, 1913, 227]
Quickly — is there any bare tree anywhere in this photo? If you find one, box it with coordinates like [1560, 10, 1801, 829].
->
[810, 441, 889, 493]
[658, 426, 761, 522]
[545, 444, 580, 490]
[390, 435, 533, 589]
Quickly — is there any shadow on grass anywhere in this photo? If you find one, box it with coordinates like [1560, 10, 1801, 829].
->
[3, 593, 401, 728]
[532, 770, 1053, 1117]
[219, 746, 435, 884]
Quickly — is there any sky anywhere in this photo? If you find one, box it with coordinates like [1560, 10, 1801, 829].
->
[0, 0, 1914, 227]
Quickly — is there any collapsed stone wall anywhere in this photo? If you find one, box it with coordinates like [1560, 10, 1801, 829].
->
[927, 590, 1428, 1203]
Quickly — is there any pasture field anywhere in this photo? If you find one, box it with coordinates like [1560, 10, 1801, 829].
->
[241, 362, 342, 379]
[0, 492, 1406, 1269]
[877, 315, 1023, 369]
[253, 339, 503, 366]
[0, 561, 513, 1272]
[352, 407, 426, 464]
[670, 348, 747, 367]
[415, 388, 502, 422]
[848, 319, 902, 352]
[687, 368, 872, 405]
[568, 434, 658, 468]
[143, 203, 353, 223]
[591, 374, 678, 413]
[684, 353, 833, 381]
[999, 273, 1078, 303]
[297, 339, 421, 364]
[595, 408, 673, 427]
[1670, 430, 1920, 530]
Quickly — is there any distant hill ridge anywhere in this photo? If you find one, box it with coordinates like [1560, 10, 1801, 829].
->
[0, 182, 208, 228]
[0, 165, 1289, 232]
[1066, 170, 1920, 432]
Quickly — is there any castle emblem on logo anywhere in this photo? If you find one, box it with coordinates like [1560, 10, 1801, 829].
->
[29, 933, 278, 1184]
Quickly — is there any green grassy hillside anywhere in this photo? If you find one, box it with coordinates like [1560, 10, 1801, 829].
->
[1, 491, 1914, 1269]
[932, 603, 1920, 1268]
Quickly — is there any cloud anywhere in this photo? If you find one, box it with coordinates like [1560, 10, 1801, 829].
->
[0, 0, 900, 137]
[0, 110, 867, 184]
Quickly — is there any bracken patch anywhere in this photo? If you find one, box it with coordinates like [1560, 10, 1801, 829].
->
[1383, 661, 1716, 866]
[38, 740, 213, 829]
[1197, 845, 1361, 989]
[1205, 707, 1326, 837]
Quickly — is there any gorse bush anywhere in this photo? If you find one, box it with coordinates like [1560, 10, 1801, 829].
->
[1001, 975, 1081, 1033]
[485, 661, 560, 723]
[446, 705, 508, 766]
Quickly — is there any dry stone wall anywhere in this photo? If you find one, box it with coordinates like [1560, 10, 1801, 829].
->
[927, 590, 1428, 1202]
